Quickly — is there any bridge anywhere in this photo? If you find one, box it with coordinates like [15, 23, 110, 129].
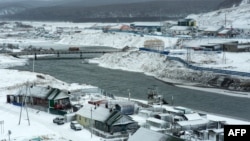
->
[9, 49, 121, 60]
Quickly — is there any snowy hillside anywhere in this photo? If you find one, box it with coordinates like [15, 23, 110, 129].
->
[187, 2, 250, 29]
[58, 29, 179, 49]
[240, 0, 250, 5]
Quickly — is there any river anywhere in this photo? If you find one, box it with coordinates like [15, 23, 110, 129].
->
[9, 57, 250, 121]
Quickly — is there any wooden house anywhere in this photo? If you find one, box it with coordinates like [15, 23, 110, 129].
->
[76, 104, 138, 135]
[76, 104, 111, 129]
[7, 86, 70, 114]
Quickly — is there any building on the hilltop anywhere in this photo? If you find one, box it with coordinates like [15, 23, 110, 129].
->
[201, 26, 224, 36]
[130, 22, 162, 32]
[169, 26, 194, 36]
[178, 19, 196, 27]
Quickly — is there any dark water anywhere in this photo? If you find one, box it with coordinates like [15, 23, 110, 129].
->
[9, 58, 250, 121]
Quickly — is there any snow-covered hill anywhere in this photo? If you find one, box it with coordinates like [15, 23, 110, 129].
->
[240, 0, 250, 5]
[187, 2, 250, 29]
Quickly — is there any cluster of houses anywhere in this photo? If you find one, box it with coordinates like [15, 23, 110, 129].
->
[88, 18, 250, 39]
[6, 85, 226, 141]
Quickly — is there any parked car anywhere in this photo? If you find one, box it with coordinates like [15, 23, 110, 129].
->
[53, 116, 65, 125]
[70, 121, 82, 131]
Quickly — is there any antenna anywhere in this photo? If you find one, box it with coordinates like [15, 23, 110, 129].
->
[18, 81, 31, 126]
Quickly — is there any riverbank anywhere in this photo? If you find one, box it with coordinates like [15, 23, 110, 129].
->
[89, 51, 250, 99]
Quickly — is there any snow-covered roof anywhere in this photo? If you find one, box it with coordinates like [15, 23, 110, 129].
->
[17, 86, 51, 98]
[128, 127, 167, 141]
[218, 29, 230, 34]
[177, 119, 209, 127]
[203, 26, 223, 32]
[76, 104, 111, 122]
[54, 91, 69, 100]
[131, 22, 161, 27]
[146, 117, 167, 125]
[184, 113, 202, 120]
[238, 44, 250, 49]
[170, 26, 192, 31]
[209, 128, 224, 134]
[112, 116, 135, 126]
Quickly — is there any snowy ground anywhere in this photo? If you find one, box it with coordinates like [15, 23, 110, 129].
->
[1, 3, 250, 139]
[0, 55, 104, 141]
[187, 3, 250, 29]
[0, 48, 250, 141]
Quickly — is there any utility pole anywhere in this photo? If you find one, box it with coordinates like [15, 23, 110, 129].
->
[0, 120, 4, 134]
[225, 13, 227, 28]
[32, 57, 35, 72]
[18, 82, 31, 126]
[222, 46, 226, 64]
[90, 107, 93, 138]
[128, 89, 131, 101]
[172, 95, 174, 106]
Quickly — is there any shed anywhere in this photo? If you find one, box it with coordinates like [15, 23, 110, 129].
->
[154, 113, 173, 123]
[177, 119, 209, 130]
[146, 117, 169, 129]
[108, 100, 136, 115]
[174, 106, 193, 114]
[138, 110, 153, 118]
[128, 127, 184, 141]
[115, 103, 135, 115]
[184, 113, 202, 121]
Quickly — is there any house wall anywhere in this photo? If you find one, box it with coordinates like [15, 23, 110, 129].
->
[223, 44, 238, 52]
[76, 114, 91, 128]
[95, 121, 109, 132]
